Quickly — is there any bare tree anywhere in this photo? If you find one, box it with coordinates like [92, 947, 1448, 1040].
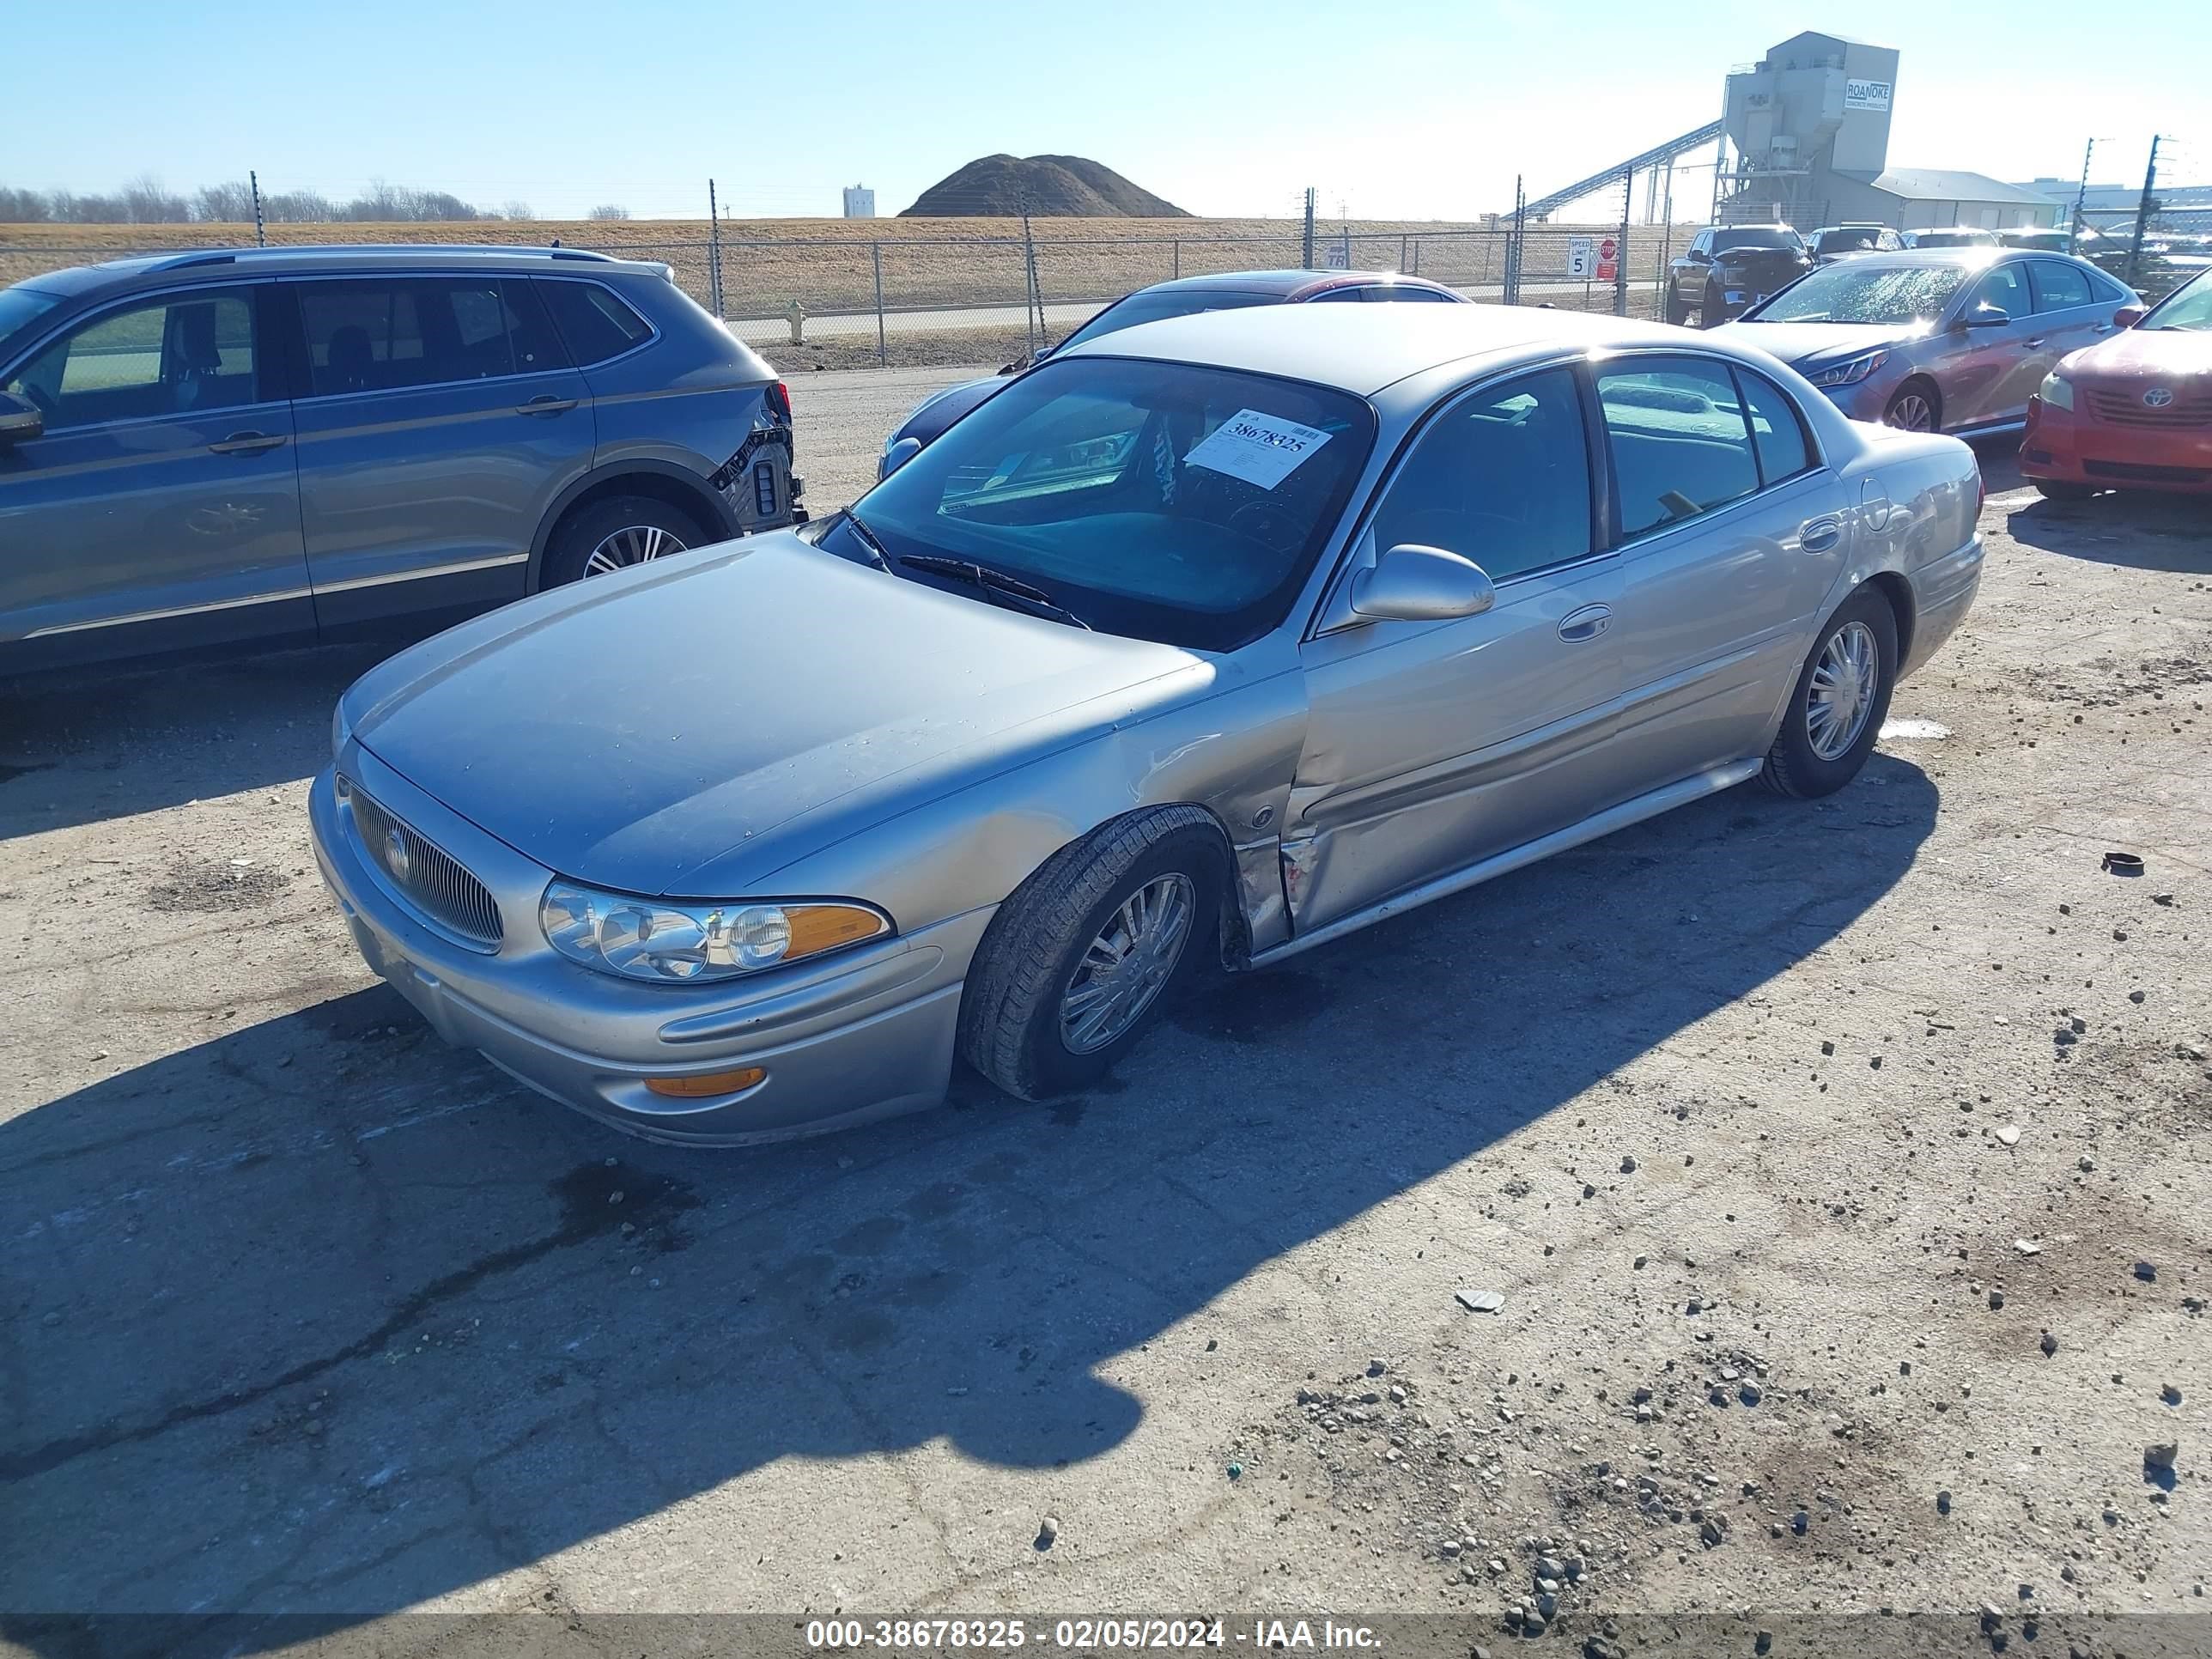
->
[195, 180, 258, 223]
[0, 185, 53, 222]
[586, 203, 631, 221]
[501, 200, 534, 221]
[264, 190, 334, 222]
[121, 173, 191, 223]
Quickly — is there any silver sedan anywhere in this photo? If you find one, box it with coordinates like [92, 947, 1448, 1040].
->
[1717, 247, 2142, 434]
[312, 303, 1984, 1146]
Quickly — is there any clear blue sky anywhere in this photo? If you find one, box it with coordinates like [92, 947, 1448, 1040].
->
[9, 0, 2201, 220]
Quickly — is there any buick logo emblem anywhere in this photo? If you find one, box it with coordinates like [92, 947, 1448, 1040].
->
[2143, 386, 2175, 409]
[384, 828, 413, 884]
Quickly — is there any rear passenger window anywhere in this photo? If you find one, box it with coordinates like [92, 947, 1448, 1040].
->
[1371, 368, 1592, 582]
[5, 289, 258, 431]
[2030, 260, 2094, 312]
[1595, 356, 1760, 538]
[1734, 368, 1812, 484]
[538, 280, 653, 364]
[296, 277, 557, 397]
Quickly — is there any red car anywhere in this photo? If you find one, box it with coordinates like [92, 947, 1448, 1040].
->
[2022, 268, 2212, 498]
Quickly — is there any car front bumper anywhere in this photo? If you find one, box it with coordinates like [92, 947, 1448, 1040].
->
[2021, 397, 2212, 494]
[309, 750, 982, 1146]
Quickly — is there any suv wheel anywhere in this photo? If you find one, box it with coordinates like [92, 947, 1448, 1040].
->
[544, 495, 708, 586]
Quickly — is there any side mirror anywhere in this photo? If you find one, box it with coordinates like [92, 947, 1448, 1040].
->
[1959, 304, 2011, 329]
[1350, 544, 1497, 623]
[0, 391, 43, 448]
[1686, 248, 1712, 264]
[878, 435, 922, 480]
[2112, 303, 2148, 328]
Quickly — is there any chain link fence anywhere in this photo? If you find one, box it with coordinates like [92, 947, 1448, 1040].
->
[0, 220, 1696, 372]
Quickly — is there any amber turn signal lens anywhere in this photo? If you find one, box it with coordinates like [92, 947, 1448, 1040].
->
[646, 1067, 766, 1099]
[787, 904, 887, 957]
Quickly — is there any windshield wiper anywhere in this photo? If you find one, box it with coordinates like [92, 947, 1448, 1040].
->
[897, 553, 1091, 629]
[839, 509, 890, 569]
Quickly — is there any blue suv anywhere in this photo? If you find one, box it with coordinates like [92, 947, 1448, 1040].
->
[0, 246, 800, 671]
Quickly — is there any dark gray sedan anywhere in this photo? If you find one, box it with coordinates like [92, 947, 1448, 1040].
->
[1717, 248, 2141, 433]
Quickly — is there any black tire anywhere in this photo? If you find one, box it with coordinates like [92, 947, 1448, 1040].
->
[1882, 378, 1942, 433]
[2033, 478, 2097, 501]
[958, 807, 1227, 1101]
[542, 495, 708, 588]
[1664, 288, 1691, 326]
[1759, 587, 1899, 799]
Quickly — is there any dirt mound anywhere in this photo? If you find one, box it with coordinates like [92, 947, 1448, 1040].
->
[900, 155, 1189, 219]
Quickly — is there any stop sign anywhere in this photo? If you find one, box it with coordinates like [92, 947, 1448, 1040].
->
[1600, 238, 1618, 260]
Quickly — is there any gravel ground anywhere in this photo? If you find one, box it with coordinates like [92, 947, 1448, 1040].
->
[1, 404, 2207, 1653]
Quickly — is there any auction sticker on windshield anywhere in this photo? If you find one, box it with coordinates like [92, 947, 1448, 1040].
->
[1184, 410, 1332, 490]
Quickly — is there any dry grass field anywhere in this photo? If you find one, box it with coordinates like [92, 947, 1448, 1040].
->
[0, 214, 1694, 322]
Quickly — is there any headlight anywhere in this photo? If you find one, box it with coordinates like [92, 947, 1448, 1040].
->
[331, 701, 353, 759]
[2039, 371, 2075, 411]
[539, 882, 890, 984]
[1803, 350, 1890, 388]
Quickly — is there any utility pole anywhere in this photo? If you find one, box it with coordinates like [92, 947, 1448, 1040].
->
[1300, 186, 1316, 270]
[2124, 136, 2161, 290]
[1507, 174, 1526, 305]
[249, 169, 265, 247]
[2069, 137, 2100, 255]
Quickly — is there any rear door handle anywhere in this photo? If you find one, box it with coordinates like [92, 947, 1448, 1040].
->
[1557, 604, 1612, 643]
[517, 396, 578, 416]
[209, 430, 285, 455]
[1801, 517, 1843, 554]
[2023, 337, 2046, 349]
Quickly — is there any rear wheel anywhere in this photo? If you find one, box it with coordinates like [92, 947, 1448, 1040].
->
[543, 495, 708, 587]
[1883, 379, 1942, 433]
[1759, 588, 1899, 799]
[958, 808, 1226, 1101]
[2033, 479, 2097, 501]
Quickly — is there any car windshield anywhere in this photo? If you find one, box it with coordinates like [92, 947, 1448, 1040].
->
[1745, 262, 1967, 325]
[1814, 228, 1883, 256]
[2145, 271, 2212, 331]
[830, 356, 1374, 651]
[1714, 228, 1803, 254]
[0, 285, 66, 362]
[1054, 289, 1278, 353]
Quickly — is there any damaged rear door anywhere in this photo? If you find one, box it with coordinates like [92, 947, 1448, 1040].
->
[1285, 364, 1624, 933]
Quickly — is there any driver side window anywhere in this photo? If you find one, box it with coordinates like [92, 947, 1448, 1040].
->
[1967, 262, 2032, 319]
[1370, 368, 1595, 584]
[4, 289, 260, 433]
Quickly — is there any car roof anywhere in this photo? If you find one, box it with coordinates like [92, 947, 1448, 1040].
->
[1139, 267, 1462, 300]
[1059, 301, 1715, 398]
[11, 244, 662, 295]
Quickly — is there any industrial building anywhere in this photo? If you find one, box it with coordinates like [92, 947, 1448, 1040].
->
[1521, 30, 2063, 233]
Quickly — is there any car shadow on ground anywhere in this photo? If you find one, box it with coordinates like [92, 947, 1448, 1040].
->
[0, 644, 391, 839]
[2002, 491, 2212, 574]
[0, 758, 1938, 1656]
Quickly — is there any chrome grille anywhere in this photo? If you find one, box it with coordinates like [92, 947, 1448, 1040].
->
[343, 780, 503, 948]
[2087, 387, 2212, 428]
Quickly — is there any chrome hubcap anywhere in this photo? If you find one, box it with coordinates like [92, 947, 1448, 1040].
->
[1807, 620, 1880, 761]
[1887, 394, 1934, 432]
[1059, 874, 1195, 1054]
[584, 524, 686, 576]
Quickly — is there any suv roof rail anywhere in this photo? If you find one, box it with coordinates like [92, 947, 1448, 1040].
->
[143, 243, 623, 272]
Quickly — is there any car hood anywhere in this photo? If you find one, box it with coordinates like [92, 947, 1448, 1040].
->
[347, 535, 1206, 896]
[1717, 319, 1923, 367]
[899, 376, 1004, 447]
[2064, 325, 2212, 381]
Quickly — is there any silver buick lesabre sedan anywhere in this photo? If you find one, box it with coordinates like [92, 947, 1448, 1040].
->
[313, 303, 1984, 1146]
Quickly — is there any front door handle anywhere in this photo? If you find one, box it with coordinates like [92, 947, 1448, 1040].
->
[2023, 337, 2046, 349]
[1557, 604, 1612, 643]
[209, 430, 285, 455]
[517, 396, 578, 416]
[1801, 518, 1843, 554]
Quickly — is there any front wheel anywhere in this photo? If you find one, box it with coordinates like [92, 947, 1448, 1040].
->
[1759, 589, 1899, 799]
[958, 808, 1226, 1101]
[1883, 380, 1942, 433]
[1664, 288, 1691, 326]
